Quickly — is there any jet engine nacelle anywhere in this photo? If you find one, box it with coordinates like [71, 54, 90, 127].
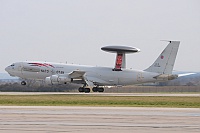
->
[45, 74, 71, 85]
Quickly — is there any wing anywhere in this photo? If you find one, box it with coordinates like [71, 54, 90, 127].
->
[69, 70, 109, 87]
[68, 70, 85, 79]
[68, 70, 95, 86]
[84, 76, 109, 87]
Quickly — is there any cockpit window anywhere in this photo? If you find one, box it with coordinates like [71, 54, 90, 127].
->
[10, 64, 15, 66]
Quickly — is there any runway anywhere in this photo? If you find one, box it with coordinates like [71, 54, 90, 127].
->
[0, 106, 199, 133]
[0, 92, 199, 97]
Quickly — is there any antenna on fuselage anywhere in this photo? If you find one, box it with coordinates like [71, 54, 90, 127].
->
[101, 45, 140, 71]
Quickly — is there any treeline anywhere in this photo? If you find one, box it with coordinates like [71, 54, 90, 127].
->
[0, 82, 79, 92]
[106, 86, 200, 93]
[1, 82, 200, 92]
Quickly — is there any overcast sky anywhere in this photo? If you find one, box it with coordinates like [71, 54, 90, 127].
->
[0, 0, 200, 73]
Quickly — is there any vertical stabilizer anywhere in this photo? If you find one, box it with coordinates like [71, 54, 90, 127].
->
[144, 41, 180, 74]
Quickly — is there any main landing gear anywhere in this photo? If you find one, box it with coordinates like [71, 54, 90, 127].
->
[92, 87, 104, 92]
[78, 87, 104, 93]
[78, 87, 90, 93]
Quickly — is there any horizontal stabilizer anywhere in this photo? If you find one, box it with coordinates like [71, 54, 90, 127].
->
[178, 73, 196, 77]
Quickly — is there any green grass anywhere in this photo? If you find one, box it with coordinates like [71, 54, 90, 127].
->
[0, 94, 199, 108]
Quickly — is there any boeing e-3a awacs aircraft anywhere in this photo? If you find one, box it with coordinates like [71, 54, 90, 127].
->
[5, 41, 180, 93]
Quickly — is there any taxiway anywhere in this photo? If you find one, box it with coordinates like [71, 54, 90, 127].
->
[0, 106, 199, 133]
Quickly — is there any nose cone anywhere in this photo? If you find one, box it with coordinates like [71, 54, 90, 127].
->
[5, 66, 14, 76]
[5, 66, 9, 72]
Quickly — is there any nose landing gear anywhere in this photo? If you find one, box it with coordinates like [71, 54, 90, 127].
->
[21, 81, 27, 85]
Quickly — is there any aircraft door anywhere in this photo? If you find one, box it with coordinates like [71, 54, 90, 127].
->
[18, 62, 23, 74]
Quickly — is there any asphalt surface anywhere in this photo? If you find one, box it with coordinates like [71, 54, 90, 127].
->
[0, 106, 199, 133]
[0, 92, 199, 97]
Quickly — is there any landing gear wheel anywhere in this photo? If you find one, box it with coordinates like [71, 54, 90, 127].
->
[92, 87, 98, 92]
[84, 88, 90, 93]
[78, 87, 84, 92]
[78, 87, 90, 93]
[98, 87, 104, 92]
[21, 81, 26, 85]
[92, 87, 104, 92]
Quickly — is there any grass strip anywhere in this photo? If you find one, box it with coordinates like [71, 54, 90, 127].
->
[0, 94, 199, 108]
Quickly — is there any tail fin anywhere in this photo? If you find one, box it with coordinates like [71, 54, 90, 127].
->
[144, 41, 180, 74]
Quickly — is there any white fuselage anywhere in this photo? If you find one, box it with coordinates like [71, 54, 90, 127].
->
[5, 61, 160, 86]
[5, 41, 180, 92]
